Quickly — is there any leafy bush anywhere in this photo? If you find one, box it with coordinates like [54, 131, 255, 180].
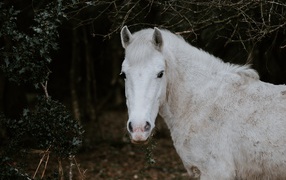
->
[0, 2, 64, 87]
[0, 1, 84, 179]
[4, 97, 84, 158]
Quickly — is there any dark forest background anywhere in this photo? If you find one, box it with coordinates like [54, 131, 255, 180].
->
[0, 0, 286, 179]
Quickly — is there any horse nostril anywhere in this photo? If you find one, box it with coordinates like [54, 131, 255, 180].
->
[144, 121, 151, 132]
[128, 122, 133, 132]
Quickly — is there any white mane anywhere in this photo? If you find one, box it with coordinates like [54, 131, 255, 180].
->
[160, 29, 259, 78]
[130, 28, 259, 84]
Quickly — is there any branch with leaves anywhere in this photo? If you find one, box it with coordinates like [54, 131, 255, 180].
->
[0, 1, 85, 179]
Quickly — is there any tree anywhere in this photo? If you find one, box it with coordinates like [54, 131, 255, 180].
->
[0, 1, 84, 179]
[66, 0, 286, 83]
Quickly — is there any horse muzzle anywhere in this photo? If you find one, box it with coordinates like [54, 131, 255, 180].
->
[127, 120, 154, 144]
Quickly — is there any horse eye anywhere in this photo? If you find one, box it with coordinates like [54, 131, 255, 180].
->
[157, 71, 164, 78]
[120, 72, 126, 79]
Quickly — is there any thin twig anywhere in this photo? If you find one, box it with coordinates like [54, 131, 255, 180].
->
[281, 44, 286, 49]
[41, 152, 50, 179]
[58, 158, 64, 180]
[41, 81, 49, 99]
[69, 155, 74, 180]
[33, 146, 51, 179]
[73, 156, 86, 179]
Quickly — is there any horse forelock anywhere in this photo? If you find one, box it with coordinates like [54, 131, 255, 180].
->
[125, 29, 163, 66]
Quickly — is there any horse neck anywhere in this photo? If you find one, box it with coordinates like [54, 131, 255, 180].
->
[164, 33, 224, 94]
[159, 33, 224, 130]
[158, 31, 259, 136]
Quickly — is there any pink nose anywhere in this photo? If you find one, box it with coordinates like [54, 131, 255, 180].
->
[128, 121, 151, 133]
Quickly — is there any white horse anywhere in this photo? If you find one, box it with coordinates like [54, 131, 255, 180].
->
[120, 26, 286, 180]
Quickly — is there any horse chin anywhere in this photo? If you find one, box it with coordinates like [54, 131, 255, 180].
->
[129, 129, 155, 145]
[130, 138, 150, 145]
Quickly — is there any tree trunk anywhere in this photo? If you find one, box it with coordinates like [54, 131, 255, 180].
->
[70, 29, 81, 122]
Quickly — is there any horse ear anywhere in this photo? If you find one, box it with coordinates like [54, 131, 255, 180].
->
[121, 26, 133, 49]
[152, 27, 163, 50]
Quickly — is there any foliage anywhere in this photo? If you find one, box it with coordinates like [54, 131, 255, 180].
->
[4, 96, 83, 157]
[0, 1, 84, 179]
[143, 139, 156, 165]
[0, 96, 83, 179]
[0, 1, 65, 87]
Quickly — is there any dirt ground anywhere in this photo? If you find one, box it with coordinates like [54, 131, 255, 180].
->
[20, 110, 189, 180]
[79, 110, 189, 180]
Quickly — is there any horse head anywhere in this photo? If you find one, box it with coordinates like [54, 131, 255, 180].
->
[120, 26, 167, 144]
